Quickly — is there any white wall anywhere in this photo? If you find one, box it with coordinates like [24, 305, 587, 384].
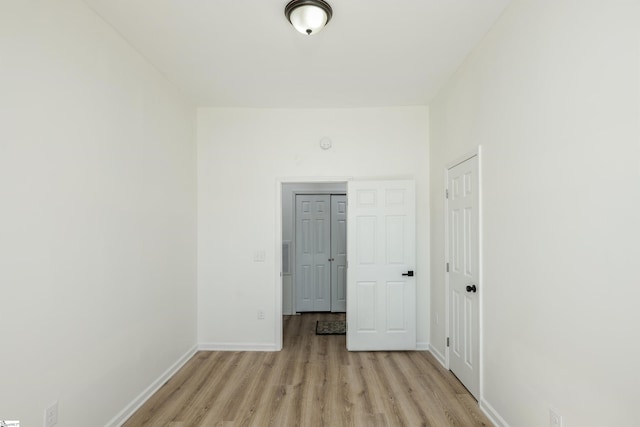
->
[198, 107, 430, 348]
[0, 1, 197, 426]
[429, 1, 640, 426]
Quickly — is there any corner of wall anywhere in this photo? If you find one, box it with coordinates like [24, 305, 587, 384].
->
[105, 346, 198, 427]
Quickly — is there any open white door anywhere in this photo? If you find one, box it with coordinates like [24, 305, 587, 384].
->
[347, 180, 416, 351]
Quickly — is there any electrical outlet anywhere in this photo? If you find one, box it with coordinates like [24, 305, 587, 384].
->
[257, 310, 265, 320]
[550, 410, 562, 427]
[45, 401, 58, 427]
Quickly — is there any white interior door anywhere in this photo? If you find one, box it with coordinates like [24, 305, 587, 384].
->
[295, 195, 331, 312]
[448, 155, 480, 398]
[347, 180, 416, 351]
[331, 195, 347, 312]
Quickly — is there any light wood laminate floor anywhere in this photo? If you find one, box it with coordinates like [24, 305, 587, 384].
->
[124, 313, 492, 426]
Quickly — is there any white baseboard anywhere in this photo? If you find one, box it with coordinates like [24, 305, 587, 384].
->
[199, 342, 278, 352]
[480, 398, 510, 427]
[416, 341, 429, 351]
[105, 345, 198, 427]
[428, 345, 447, 368]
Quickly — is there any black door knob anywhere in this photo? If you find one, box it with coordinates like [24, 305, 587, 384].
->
[466, 284, 477, 293]
[402, 270, 414, 277]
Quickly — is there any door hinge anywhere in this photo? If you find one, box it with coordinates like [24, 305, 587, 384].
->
[446, 189, 449, 199]
[447, 337, 450, 347]
[446, 262, 449, 273]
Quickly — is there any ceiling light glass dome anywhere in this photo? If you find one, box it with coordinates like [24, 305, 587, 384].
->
[285, 0, 333, 36]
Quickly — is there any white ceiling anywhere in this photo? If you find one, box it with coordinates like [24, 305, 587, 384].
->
[84, 0, 511, 108]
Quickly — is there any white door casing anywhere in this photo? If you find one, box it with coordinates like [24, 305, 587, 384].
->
[331, 195, 347, 312]
[347, 180, 416, 351]
[295, 195, 331, 312]
[447, 155, 480, 398]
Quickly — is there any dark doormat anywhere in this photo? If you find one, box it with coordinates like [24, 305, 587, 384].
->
[316, 320, 346, 335]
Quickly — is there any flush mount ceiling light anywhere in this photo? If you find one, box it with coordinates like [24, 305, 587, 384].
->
[285, 0, 333, 36]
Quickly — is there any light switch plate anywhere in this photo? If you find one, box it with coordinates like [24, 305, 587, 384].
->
[253, 251, 266, 262]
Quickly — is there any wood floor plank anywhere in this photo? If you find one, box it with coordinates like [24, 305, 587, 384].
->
[123, 313, 492, 426]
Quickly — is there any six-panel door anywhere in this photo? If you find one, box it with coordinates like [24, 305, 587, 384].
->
[448, 156, 480, 398]
[347, 180, 416, 351]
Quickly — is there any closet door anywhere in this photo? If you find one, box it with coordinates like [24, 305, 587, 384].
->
[295, 195, 331, 312]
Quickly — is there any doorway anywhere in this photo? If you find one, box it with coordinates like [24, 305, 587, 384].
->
[276, 178, 417, 352]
